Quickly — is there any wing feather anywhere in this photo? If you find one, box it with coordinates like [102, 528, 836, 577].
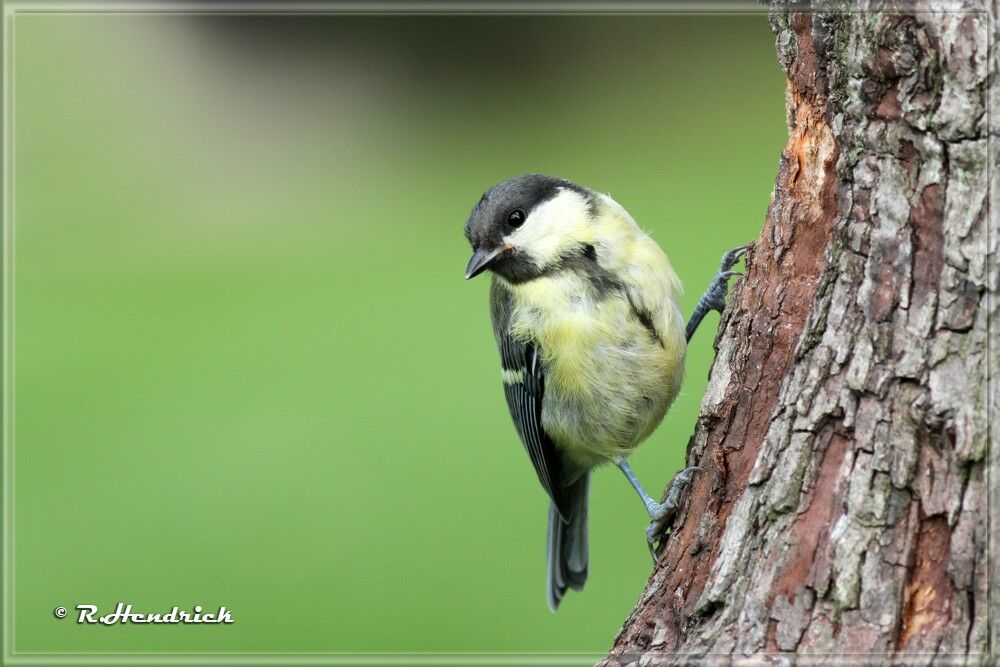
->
[490, 279, 572, 520]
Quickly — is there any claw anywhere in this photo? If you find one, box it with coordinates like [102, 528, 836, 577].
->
[720, 245, 748, 271]
[704, 259, 747, 313]
[646, 524, 662, 559]
[644, 466, 706, 560]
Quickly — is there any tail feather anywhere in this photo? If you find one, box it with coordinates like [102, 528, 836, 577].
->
[546, 473, 590, 611]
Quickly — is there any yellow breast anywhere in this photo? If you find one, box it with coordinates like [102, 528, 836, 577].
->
[507, 273, 611, 395]
[504, 271, 685, 463]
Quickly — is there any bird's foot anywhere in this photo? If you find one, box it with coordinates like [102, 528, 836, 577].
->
[684, 245, 749, 342]
[645, 466, 704, 559]
[702, 245, 748, 313]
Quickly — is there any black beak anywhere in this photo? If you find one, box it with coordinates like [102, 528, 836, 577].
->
[465, 246, 507, 280]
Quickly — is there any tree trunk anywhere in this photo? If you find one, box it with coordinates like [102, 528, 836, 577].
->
[604, 3, 994, 663]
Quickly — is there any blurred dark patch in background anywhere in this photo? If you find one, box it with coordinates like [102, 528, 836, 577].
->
[190, 15, 748, 105]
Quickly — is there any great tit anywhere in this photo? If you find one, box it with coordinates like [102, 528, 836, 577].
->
[464, 174, 743, 611]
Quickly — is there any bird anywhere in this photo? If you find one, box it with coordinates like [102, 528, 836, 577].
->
[463, 174, 744, 611]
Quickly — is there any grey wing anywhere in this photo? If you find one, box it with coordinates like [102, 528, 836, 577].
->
[490, 280, 574, 521]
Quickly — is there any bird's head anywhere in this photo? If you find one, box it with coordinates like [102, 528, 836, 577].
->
[464, 174, 597, 283]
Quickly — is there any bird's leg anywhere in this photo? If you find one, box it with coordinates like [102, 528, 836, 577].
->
[616, 457, 661, 516]
[685, 245, 748, 342]
[615, 458, 703, 559]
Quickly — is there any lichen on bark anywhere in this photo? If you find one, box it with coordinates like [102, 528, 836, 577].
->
[603, 2, 994, 663]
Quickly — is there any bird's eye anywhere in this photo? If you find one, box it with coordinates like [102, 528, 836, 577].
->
[508, 209, 526, 227]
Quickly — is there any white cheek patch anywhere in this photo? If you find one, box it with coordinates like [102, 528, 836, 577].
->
[504, 188, 593, 269]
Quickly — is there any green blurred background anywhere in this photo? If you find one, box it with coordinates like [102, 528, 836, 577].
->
[11, 13, 785, 655]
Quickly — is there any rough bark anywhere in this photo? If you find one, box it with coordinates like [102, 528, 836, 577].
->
[604, 2, 994, 664]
